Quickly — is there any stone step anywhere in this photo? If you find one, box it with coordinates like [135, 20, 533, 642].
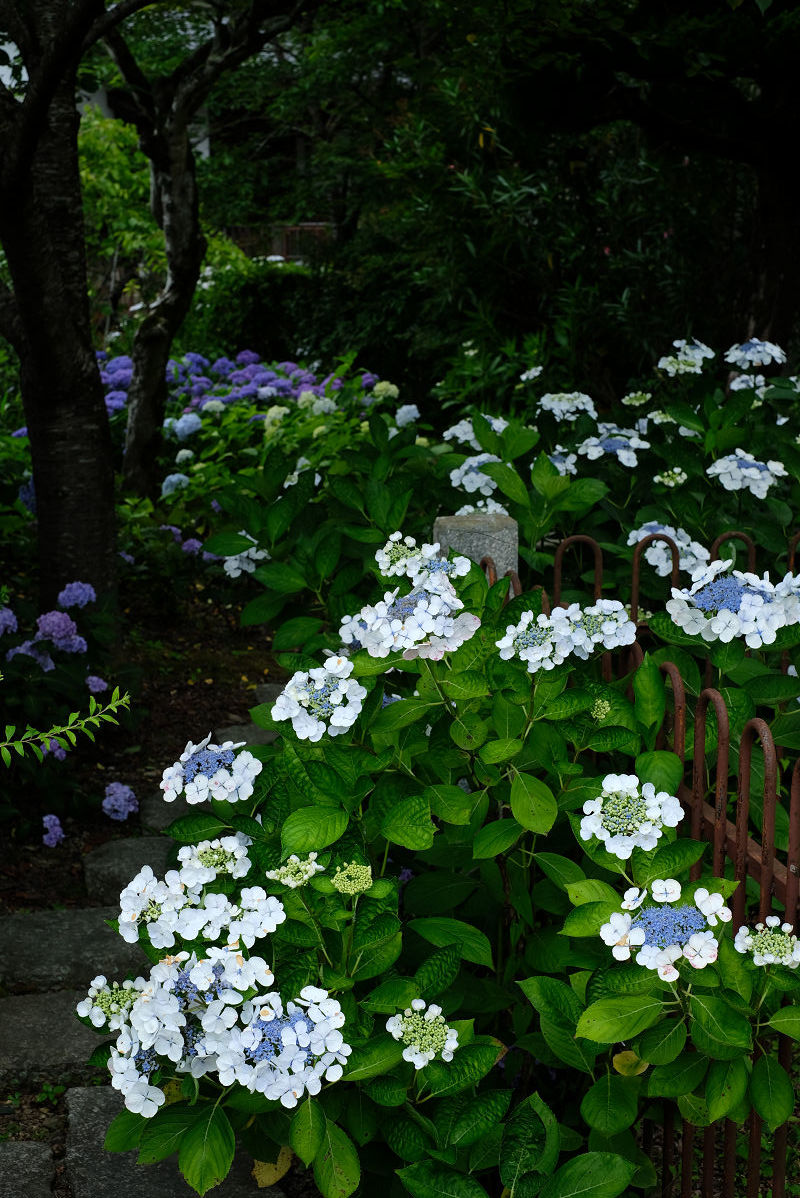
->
[215, 722, 277, 748]
[0, 990, 101, 1086]
[66, 1087, 286, 1197]
[138, 791, 211, 834]
[0, 907, 148, 994]
[83, 837, 174, 905]
[254, 682, 284, 706]
[0, 1141, 54, 1198]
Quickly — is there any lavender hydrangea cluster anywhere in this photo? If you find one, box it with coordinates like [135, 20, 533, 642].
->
[222, 531, 269, 579]
[706, 448, 787, 499]
[666, 559, 800, 648]
[57, 581, 96, 609]
[103, 782, 138, 822]
[600, 881, 729, 980]
[160, 733, 262, 805]
[576, 423, 650, 468]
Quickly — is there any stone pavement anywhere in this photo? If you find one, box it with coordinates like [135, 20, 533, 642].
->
[0, 695, 285, 1195]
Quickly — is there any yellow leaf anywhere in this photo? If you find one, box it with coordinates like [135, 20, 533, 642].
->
[161, 1079, 183, 1105]
[252, 1146, 293, 1188]
[613, 1050, 648, 1076]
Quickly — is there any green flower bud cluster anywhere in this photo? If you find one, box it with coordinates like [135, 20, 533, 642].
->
[332, 861, 373, 895]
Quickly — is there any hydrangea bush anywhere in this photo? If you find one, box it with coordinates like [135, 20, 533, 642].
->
[77, 534, 800, 1197]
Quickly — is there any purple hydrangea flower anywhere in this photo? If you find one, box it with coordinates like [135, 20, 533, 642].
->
[41, 738, 67, 762]
[361, 372, 378, 389]
[161, 473, 190, 498]
[35, 611, 77, 643]
[18, 479, 36, 513]
[160, 524, 183, 543]
[182, 538, 202, 555]
[102, 782, 138, 821]
[6, 640, 54, 671]
[106, 355, 133, 372]
[56, 635, 88, 655]
[105, 390, 127, 413]
[0, 608, 17, 636]
[211, 357, 235, 376]
[95, 349, 108, 361]
[42, 814, 65, 846]
[11, 427, 27, 437]
[58, 581, 97, 609]
[210, 499, 222, 513]
[119, 551, 135, 565]
[236, 350, 261, 366]
[86, 675, 108, 693]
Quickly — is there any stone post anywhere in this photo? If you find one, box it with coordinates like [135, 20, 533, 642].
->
[432, 512, 519, 578]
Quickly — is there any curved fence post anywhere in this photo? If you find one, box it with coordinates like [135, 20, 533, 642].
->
[551, 534, 603, 606]
[630, 534, 680, 626]
[709, 530, 757, 571]
[735, 718, 777, 928]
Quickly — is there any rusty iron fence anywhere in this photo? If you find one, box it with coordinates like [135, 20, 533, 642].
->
[481, 536, 800, 1196]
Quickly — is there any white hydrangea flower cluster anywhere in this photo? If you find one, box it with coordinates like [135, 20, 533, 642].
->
[621, 391, 652, 407]
[176, 833, 252, 888]
[456, 497, 509, 516]
[450, 452, 501, 496]
[340, 584, 464, 659]
[576, 423, 650, 467]
[519, 365, 543, 382]
[734, 917, 800, 967]
[537, 392, 598, 422]
[223, 530, 270, 579]
[215, 986, 351, 1106]
[264, 853, 324, 889]
[401, 612, 482, 661]
[657, 338, 715, 376]
[706, 448, 787, 498]
[496, 600, 636, 673]
[442, 415, 508, 451]
[666, 559, 800, 648]
[77, 975, 147, 1030]
[580, 773, 684, 859]
[626, 521, 710, 577]
[729, 373, 767, 397]
[653, 466, 688, 488]
[271, 656, 367, 741]
[725, 338, 786, 369]
[600, 882, 726, 981]
[118, 864, 286, 950]
[386, 998, 459, 1069]
[160, 733, 262, 805]
[374, 532, 471, 591]
[548, 445, 578, 476]
[394, 404, 420, 428]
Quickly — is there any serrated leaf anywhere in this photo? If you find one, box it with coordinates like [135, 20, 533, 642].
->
[290, 1098, 326, 1167]
[580, 1075, 638, 1136]
[538, 1151, 636, 1198]
[409, 918, 493, 967]
[177, 1104, 235, 1196]
[313, 1119, 360, 1198]
[577, 997, 664, 1043]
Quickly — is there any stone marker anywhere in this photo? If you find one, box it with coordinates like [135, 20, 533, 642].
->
[0, 1141, 54, 1198]
[433, 512, 519, 579]
[0, 990, 98, 1085]
[0, 907, 147, 993]
[139, 791, 210, 833]
[215, 723, 277, 748]
[83, 836, 174, 904]
[66, 1087, 286, 1197]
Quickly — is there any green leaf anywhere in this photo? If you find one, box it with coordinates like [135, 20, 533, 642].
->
[717, 935, 753, 1002]
[472, 818, 523, 858]
[500, 1092, 560, 1192]
[478, 738, 523, 764]
[410, 917, 493, 967]
[706, 1058, 750, 1122]
[538, 1151, 636, 1198]
[636, 839, 706, 886]
[138, 1105, 202, 1164]
[372, 698, 440, 733]
[343, 1035, 405, 1082]
[633, 655, 666, 731]
[560, 902, 617, 938]
[440, 671, 490, 700]
[404, 872, 477, 914]
[415, 944, 462, 997]
[744, 673, 800, 705]
[313, 1119, 360, 1198]
[271, 616, 324, 651]
[768, 1006, 800, 1041]
[449, 711, 489, 750]
[580, 1075, 638, 1136]
[750, 1056, 794, 1131]
[510, 773, 558, 834]
[480, 461, 530, 505]
[203, 531, 257, 556]
[634, 750, 683, 795]
[255, 560, 309, 594]
[540, 1014, 598, 1074]
[690, 995, 752, 1050]
[420, 1042, 499, 1097]
[281, 807, 348, 854]
[534, 853, 585, 889]
[104, 1109, 145, 1153]
[381, 795, 437, 850]
[397, 1161, 489, 1198]
[425, 783, 482, 825]
[577, 997, 665, 1043]
[565, 879, 620, 907]
[178, 1105, 235, 1197]
[648, 1052, 708, 1098]
[166, 813, 230, 843]
[362, 977, 419, 1014]
[518, 976, 582, 1024]
[636, 1019, 687, 1065]
[290, 1098, 326, 1167]
[449, 1091, 512, 1148]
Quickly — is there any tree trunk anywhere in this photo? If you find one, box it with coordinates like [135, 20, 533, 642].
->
[0, 73, 116, 606]
[122, 122, 206, 497]
[742, 165, 800, 349]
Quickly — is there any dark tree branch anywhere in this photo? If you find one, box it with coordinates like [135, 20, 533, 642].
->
[0, 0, 35, 61]
[0, 279, 21, 346]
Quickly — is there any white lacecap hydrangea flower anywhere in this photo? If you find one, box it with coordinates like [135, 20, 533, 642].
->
[340, 583, 463, 658]
[706, 448, 786, 499]
[580, 773, 683, 859]
[271, 656, 367, 741]
[215, 986, 351, 1106]
[442, 416, 508, 452]
[265, 853, 324, 888]
[621, 391, 652, 407]
[118, 865, 201, 948]
[401, 611, 481, 661]
[653, 466, 688, 488]
[374, 532, 468, 589]
[729, 373, 767, 397]
[600, 883, 726, 981]
[519, 365, 543, 382]
[537, 392, 597, 422]
[626, 521, 710, 577]
[77, 975, 147, 1030]
[450, 452, 502, 496]
[264, 404, 290, 428]
[548, 445, 578, 476]
[177, 833, 252, 888]
[725, 338, 786, 370]
[666, 559, 799, 649]
[734, 916, 800, 967]
[496, 601, 635, 673]
[223, 530, 270, 579]
[386, 998, 459, 1069]
[160, 732, 262, 805]
[576, 423, 650, 468]
[456, 497, 509, 516]
[657, 338, 715, 377]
